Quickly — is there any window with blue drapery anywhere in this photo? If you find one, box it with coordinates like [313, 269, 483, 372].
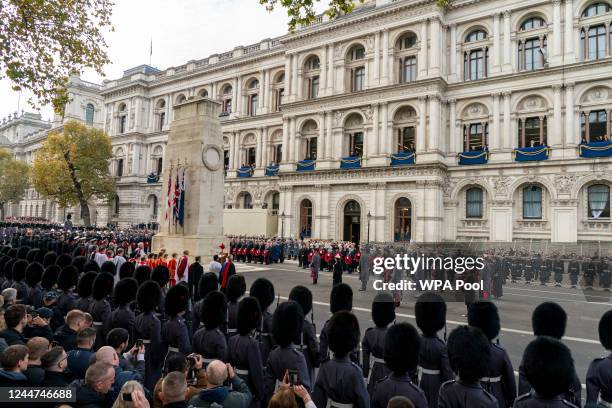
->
[588, 184, 610, 219]
[523, 185, 543, 219]
[466, 188, 484, 218]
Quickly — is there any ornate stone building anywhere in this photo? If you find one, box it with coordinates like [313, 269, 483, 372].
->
[4, 0, 612, 242]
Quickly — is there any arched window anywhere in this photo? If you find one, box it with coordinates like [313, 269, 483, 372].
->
[463, 123, 488, 151]
[221, 85, 233, 114]
[199, 89, 209, 98]
[305, 137, 317, 160]
[273, 72, 285, 111]
[175, 94, 186, 104]
[465, 29, 487, 42]
[398, 127, 416, 152]
[300, 199, 313, 238]
[243, 193, 253, 209]
[523, 185, 542, 219]
[347, 45, 365, 61]
[582, 2, 612, 17]
[581, 110, 610, 141]
[346, 45, 366, 92]
[248, 94, 258, 116]
[308, 76, 319, 99]
[397, 33, 417, 50]
[518, 117, 547, 147]
[156, 157, 163, 174]
[394, 198, 412, 242]
[349, 132, 364, 157]
[149, 195, 158, 218]
[249, 79, 259, 89]
[520, 17, 546, 31]
[464, 48, 488, 80]
[588, 184, 610, 218]
[272, 192, 280, 211]
[247, 147, 256, 167]
[305, 56, 320, 70]
[466, 188, 484, 218]
[85, 103, 95, 124]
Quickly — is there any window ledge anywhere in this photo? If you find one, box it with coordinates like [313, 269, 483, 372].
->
[460, 218, 488, 227]
[516, 219, 548, 229]
[582, 219, 612, 229]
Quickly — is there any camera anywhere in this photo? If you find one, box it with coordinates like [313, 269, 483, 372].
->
[186, 353, 198, 384]
[135, 339, 143, 348]
[288, 369, 299, 386]
[27, 307, 38, 319]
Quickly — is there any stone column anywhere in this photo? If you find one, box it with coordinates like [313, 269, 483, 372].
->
[450, 24, 457, 81]
[449, 99, 458, 153]
[284, 55, 292, 99]
[292, 55, 299, 101]
[503, 10, 511, 72]
[296, 67, 304, 100]
[235, 76, 242, 116]
[429, 95, 440, 151]
[552, 85, 563, 146]
[493, 14, 501, 72]
[291, 117, 299, 162]
[372, 103, 380, 156]
[369, 186, 377, 240]
[320, 46, 327, 97]
[417, 96, 427, 153]
[326, 111, 333, 160]
[373, 31, 380, 85]
[552, 0, 562, 63]
[382, 30, 390, 84]
[564, 0, 575, 62]
[429, 17, 440, 76]
[258, 71, 266, 112]
[262, 127, 269, 166]
[420, 20, 428, 78]
[234, 132, 241, 168]
[319, 112, 326, 159]
[281, 117, 290, 162]
[327, 44, 334, 94]
[131, 143, 140, 175]
[565, 83, 576, 145]
[503, 91, 512, 149]
[256, 129, 263, 168]
[492, 93, 501, 150]
[381, 102, 389, 155]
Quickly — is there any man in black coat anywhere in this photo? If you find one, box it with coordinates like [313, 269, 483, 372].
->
[41, 346, 71, 387]
[54, 309, 87, 352]
[0, 304, 28, 346]
[23, 336, 49, 386]
[70, 361, 115, 408]
[188, 256, 204, 301]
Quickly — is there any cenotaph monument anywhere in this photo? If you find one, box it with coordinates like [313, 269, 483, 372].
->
[152, 97, 227, 258]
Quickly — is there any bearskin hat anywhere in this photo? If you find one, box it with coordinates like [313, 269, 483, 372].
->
[272, 301, 304, 347]
[202, 291, 227, 330]
[92, 272, 115, 301]
[77, 271, 97, 298]
[43, 252, 57, 268]
[12, 259, 27, 282]
[113, 278, 138, 306]
[35, 249, 46, 264]
[384, 322, 421, 374]
[467, 301, 500, 341]
[26, 248, 40, 264]
[55, 253, 72, 268]
[119, 262, 135, 280]
[289, 285, 313, 316]
[57, 266, 78, 291]
[83, 260, 100, 273]
[447, 325, 491, 383]
[237, 296, 261, 336]
[198, 272, 218, 300]
[72, 246, 87, 258]
[4, 258, 15, 280]
[25, 262, 44, 287]
[330, 283, 353, 313]
[0, 256, 7, 278]
[41, 265, 60, 290]
[164, 284, 190, 316]
[16, 246, 30, 260]
[415, 292, 447, 337]
[137, 280, 163, 313]
[0, 246, 9, 255]
[134, 265, 151, 286]
[7, 248, 17, 259]
[328, 311, 360, 358]
[599, 310, 612, 350]
[522, 336, 575, 398]
[151, 265, 170, 288]
[250, 278, 275, 311]
[71, 256, 87, 273]
[100, 260, 116, 276]
[532, 302, 567, 339]
[226, 275, 246, 303]
[372, 293, 395, 328]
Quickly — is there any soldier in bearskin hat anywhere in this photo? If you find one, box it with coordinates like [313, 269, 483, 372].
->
[56, 253, 72, 268]
[439, 325, 497, 408]
[264, 301, 310, 402]
[250, 278, 276, 364]
[26, 248, 40, 264]
[83, 259, 100, 273]
[161, 283, 192, 371]
[517, 302, 581, 406]
[25, 262, 44, 308]
[467, 301, 516, 408]
[414, 291, 453, 408]
[134, 280, 163, 391]
[43, 252, 57, 268]
[134, 265, 152, 286]
[312, 311, 368, 408]
[11, 259, 29, 303]
[75, 271, 97, 312]
[56, 265, 79, 318]
[586, 310, 612, 406]
[41, 264, 59, 292]
[228, 296, 264, 408]
[226, 274, 246, 339]
[110, 278, 138, 343]
[100, 260, 116, 278]
[372, 322, 427, 408]
[192, 272, 219, 332]
[71, 256, 87, 274]
[363, 292, 395, 395]
[319, 283, 354, 364]
[515, 337, 577, 408]
[289, 285, 319, 386]
[119, 261, 135, 280]
[16, 245, 30, 260]
[193, 291, 228, 363]
[90, 272, 114, 350]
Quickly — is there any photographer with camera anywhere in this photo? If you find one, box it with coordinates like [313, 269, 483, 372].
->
[107, 328, 145, 375]
[269, 371, 316, 408]
[24, 307, 54, 341]
[189, 360, 252, 408]
[153, 353, 206, 408]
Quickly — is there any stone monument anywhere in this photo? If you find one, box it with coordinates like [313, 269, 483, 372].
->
[152, 97, 227, 257]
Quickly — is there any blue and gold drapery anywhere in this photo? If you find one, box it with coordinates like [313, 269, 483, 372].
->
[296, 159, 316, 172]
[512, 145, 550, 162]
[458, 150, 488, 165]
[578, 141, 612, 158]
[265, 165, 279, 176]
[147, 173, 160, 183]
[340, 156, 362, 169]
[390, 152, 416, 166]
[237, 166, 253, 178]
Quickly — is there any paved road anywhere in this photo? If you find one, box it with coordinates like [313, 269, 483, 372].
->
[233, 260, 611, 391]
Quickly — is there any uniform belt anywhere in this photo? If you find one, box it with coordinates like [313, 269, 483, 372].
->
[142, 340, 151, 344]
[367, 356, 386, 383]
[227, 328, 237, 334]
[326, 399, 353, 408]
[418, 366, 441, 376]
[168, 347, 179, 353]
[235, 369, 249, 376]
[260, 332, 271, 337]
[93, 321, 103, 327]
[480, 376, 502, 383]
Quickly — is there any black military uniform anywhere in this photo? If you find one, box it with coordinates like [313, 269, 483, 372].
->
[250, 278, 275, 365]
[540, 256, 551, 285]
[192, 272, 219, 332]
[226, 274, 246, 339]
[586, 310, 612, 406]
[553, 256, 565, 287]
[192, 291, 228, 363]
[110, 278, 138, 344]
[362, 293, 394, 395]
[289, 285, 319, 386]
[89, 272, 114, 350]
[568, 258, 580, 288]
[160, 284, 192, 372]
[319, 283, 356, 364]
[24, 262, 44, 308]
[584, 258, 596, 288]
[134, 280, 163, 391]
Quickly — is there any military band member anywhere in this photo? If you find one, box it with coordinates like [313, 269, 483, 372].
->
[586, 310, 612, 406]
[160, 284, 192, 372]
[289, 285, 319, 385]
[110, 277, 138, 343]
[602, 259, 612, 291]
[468, 301, 516, 408]
[585, 257, 597, 289]
[414, 292, 453, 408]
[134, 280, 163, 391]
[312, 311, 369, 408]
[192, 272, 219, 332]
[568, 257, 580, 289]
[363, 293, 395, 395]
[89, 272, 114, 350]
[11, 259, 30, 303]
[250, 278, 276, 364]
[523, 255, 534, 284]
[371, 323, 427, 408]
[226, 274, 247, 339]
[553, 256, 565, 287]
[319, 283, 354, 364]
[193, 291, 228, 364]
[25, 262, 44, 308]
[57, 265, 79, 318]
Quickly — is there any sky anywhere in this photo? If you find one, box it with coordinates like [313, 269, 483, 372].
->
[0, 0, 327, 121]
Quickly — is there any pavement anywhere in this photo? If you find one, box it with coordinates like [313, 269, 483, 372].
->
[233, 259, 612, 392]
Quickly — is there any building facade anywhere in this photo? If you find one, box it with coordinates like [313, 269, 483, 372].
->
[3, 0, 612, 242]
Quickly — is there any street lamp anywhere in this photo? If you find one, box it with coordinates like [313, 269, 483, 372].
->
[281, 212, 286, 238]
[367, 211, 372, 243]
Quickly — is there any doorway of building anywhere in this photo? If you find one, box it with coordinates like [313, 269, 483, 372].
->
[343, 200, 361, 243]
